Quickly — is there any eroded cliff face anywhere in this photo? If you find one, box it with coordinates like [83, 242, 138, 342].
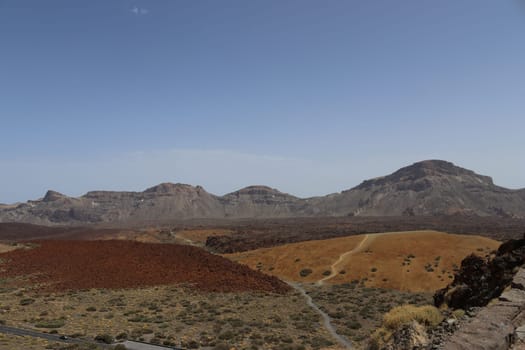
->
[1, 160, 525, 225]
[0, 183, 227, 225]
[314, 160, 525, 217]
[220, 185, 305, 218]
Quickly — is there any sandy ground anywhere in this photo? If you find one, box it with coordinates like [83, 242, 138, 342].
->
[226, 230, 500, 292]
[0, 243, 19, 253]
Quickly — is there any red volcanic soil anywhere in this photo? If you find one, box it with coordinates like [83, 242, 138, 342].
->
[0, 240, 289, 293]
[0, 223, 129, 241]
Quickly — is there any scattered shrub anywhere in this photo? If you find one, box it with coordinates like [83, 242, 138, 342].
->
[383, 305, 443, 330]
[19, 298, 35, 306]
[452, 309, 465, 319]
[95, 333, 114, 344]
[299, 269, 313, 277]
[34, 319, 65, 328]
[213, 343, 230, 350]
[116, 332, 128, 340]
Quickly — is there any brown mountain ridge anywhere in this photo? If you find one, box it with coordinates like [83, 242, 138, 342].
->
[1, 160, 524, 225]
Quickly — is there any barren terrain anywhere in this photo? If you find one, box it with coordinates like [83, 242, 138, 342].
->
[203, 216, 524, 253]
[226, 231, 500, 292]
[0, 243, 18, 254]
[3, 161, 525, 225]
[0, 284, 342, 350]
[0, 240, 288, 293]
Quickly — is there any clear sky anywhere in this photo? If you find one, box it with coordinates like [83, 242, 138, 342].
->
[1, 0, 524, 203]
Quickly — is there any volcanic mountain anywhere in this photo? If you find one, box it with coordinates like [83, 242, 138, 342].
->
[1, 160, 524, 225]
[311, 160, 525, 217]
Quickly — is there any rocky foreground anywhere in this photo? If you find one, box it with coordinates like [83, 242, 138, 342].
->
[372, 234, 525, 349]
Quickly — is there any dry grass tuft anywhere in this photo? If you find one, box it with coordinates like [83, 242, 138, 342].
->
[383, 304, 443, 330]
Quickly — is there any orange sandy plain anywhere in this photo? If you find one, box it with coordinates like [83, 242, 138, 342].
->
[226, 230, 500, 292]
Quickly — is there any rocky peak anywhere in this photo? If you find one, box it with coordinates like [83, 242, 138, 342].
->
[226, 186, 297, 199]
[354, 160, 494, 191]
[143, 183, 196, 195]
[43, 190, 67, 202]
[392, 160, 483, 180]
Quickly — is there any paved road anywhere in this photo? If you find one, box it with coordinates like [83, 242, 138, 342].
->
[121, 340, 186, 350]
[0, 324, 111, 348]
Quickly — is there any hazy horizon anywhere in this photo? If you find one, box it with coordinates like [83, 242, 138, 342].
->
[1, 155, 523, 204]
[2, 1, 524, 203]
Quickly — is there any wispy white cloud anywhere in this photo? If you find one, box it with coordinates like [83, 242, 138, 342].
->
[130, 6, 149, 15]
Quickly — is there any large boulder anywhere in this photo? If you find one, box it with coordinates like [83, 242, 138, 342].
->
[434, 235, 525, 309]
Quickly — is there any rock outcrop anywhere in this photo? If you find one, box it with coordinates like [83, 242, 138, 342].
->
[433, 236, 525, 349]
[387, 321, 430, 350]
[440, 268, 525, 350]
[434, 236, 525, 309]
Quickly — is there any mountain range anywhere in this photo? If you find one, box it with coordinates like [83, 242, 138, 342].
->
[1, 160, 524, 225]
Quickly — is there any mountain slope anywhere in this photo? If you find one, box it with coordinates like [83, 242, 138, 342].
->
[0, 183, 226, 225]
[221, 186, 306, 218]
[314, 160, 525, 217]
[1, 160, 524, 225]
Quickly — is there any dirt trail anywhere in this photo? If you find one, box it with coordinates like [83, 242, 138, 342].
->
[287, 282, 352, 349]
[317, 231, 431, 285]
[318, 234, 371, 285]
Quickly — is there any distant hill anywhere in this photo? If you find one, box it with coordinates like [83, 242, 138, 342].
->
[1, 160, 524, 225]
[311, 160, 525, 217]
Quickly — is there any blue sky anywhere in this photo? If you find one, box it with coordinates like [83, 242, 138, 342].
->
[1, 0, 524, 203]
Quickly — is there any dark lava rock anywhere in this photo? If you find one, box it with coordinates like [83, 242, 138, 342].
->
[434, 235, 525, 309]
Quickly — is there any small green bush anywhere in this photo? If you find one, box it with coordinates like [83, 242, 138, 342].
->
[34, 319, 65, 328]
[19, 298, 35, 306]
[116, 332, 128, 340]
[299, 268, 313, 277]
[95, 333, 114, 344]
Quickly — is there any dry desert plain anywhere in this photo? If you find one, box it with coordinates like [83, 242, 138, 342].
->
[226, 230, 500, 292]
[0, 223, 503, 350]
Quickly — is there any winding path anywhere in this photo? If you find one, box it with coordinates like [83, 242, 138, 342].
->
[283, 235, 375, 348]
[286, 282, 352, 349]
[318, 234, 371, 285]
